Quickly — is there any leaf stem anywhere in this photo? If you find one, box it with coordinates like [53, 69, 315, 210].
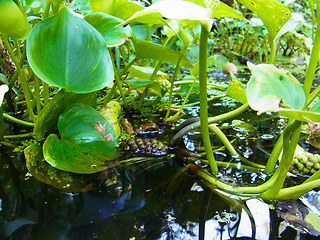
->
[199, 26, 217, 173]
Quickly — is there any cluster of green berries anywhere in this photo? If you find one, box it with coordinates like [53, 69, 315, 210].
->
[154, 77, 171, 94]
[291, 151, 320, 175]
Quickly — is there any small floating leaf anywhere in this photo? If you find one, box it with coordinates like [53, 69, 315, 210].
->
[43, 104, 120, 174]
[25, 144, 94, 192]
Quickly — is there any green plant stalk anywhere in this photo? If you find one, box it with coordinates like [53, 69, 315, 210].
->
[34, 75, 41, 113]
[4, 132, 33, 138]
[268, 39, 276, 64]
[264, 133, 283, 173]
[195, 166, 280, 195]
[164, 46, 187, 120]
[208, 125, 265, 169]
[43, 82, 49, 106]
[3, 113, 34, 127]
[165, 76, 197, 122]
[109, 48, 127, 108]
[43, 0, 52, 19]
[198, 26, 218, 173]
[262, 121, 301, 198]
[263, 178, 320, 201]
[303, 3, 320, 99]
[171, 103, 249, 145]
[174, 80, 225, 91]
[208, 124, 237, 157]
[3, 36, 35, 121]
[173, 94, 226, 108]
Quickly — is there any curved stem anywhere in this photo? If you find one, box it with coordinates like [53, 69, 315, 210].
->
[264, 133, 283, 173]
[3, 113, 34, 127]
[199, 26, 217, 173]
[303, 2, 320, 100]
[171, 103, 249, 145]
[262, 120, 301, 198]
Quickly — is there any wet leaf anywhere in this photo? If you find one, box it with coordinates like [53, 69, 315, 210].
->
[26, 7, 114, 93]
[33, 89, 97, 140]
[276, 200, 320, 236]
[0, 0, 30, 39]
[43, 104, 120, 174]
[237, 0, 291, 40]
[132, 38, 193, 68]
[25, 144, 95, 192]
[99, 101, 121, 136]
[84, 12, 132, 47]
[246, 62, 305, 114]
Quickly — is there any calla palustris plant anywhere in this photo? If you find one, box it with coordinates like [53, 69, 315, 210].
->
[26, 6, 114, 94]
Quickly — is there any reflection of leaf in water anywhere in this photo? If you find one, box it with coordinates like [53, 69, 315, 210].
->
[276, 200, 320, 236]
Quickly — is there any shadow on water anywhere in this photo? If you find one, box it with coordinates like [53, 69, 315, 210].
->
[1, 145, 320, 240]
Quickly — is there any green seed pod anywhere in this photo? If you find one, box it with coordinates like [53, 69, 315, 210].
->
[296, 162, 304, 171]
[303, 167, 310, 174]
[314, 163, 320, 170]
[311, 169, 317, 174]
[0, 0, 30, 39]
[292, 158, 299, 165]
[306, 161, 314, 170]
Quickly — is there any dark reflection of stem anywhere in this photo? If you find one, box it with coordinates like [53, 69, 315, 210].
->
[0, 146, 24, 219]
[199, 190, 212, 240]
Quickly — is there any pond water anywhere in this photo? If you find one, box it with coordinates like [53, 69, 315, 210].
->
[1, 70, 320, 240]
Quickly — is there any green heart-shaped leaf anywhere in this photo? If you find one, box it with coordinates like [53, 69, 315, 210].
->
[84, 12, 132, 47]
[26, 7, 114, 93]
[246, 62, 306, 114]
[43, 104, 120, 174]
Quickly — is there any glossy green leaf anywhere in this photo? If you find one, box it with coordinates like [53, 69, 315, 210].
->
[26, 7, 114, 93]
[237, 0, 291, 40]
[310, 99, 320, 113]
[89, 0, 113, 14]
[84, 12, 132, 47]
[33, 89, 97, 140]
[246, 62, 305, 114]
[90, 0, 144, 20]
[25, 144, 95, 192]
[0, 0, 30, 39]
[132, 38, 193, 68]
[186, 1, 245, 20]
[124, 0, 213, 30]
[43, 104, 120, 174]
